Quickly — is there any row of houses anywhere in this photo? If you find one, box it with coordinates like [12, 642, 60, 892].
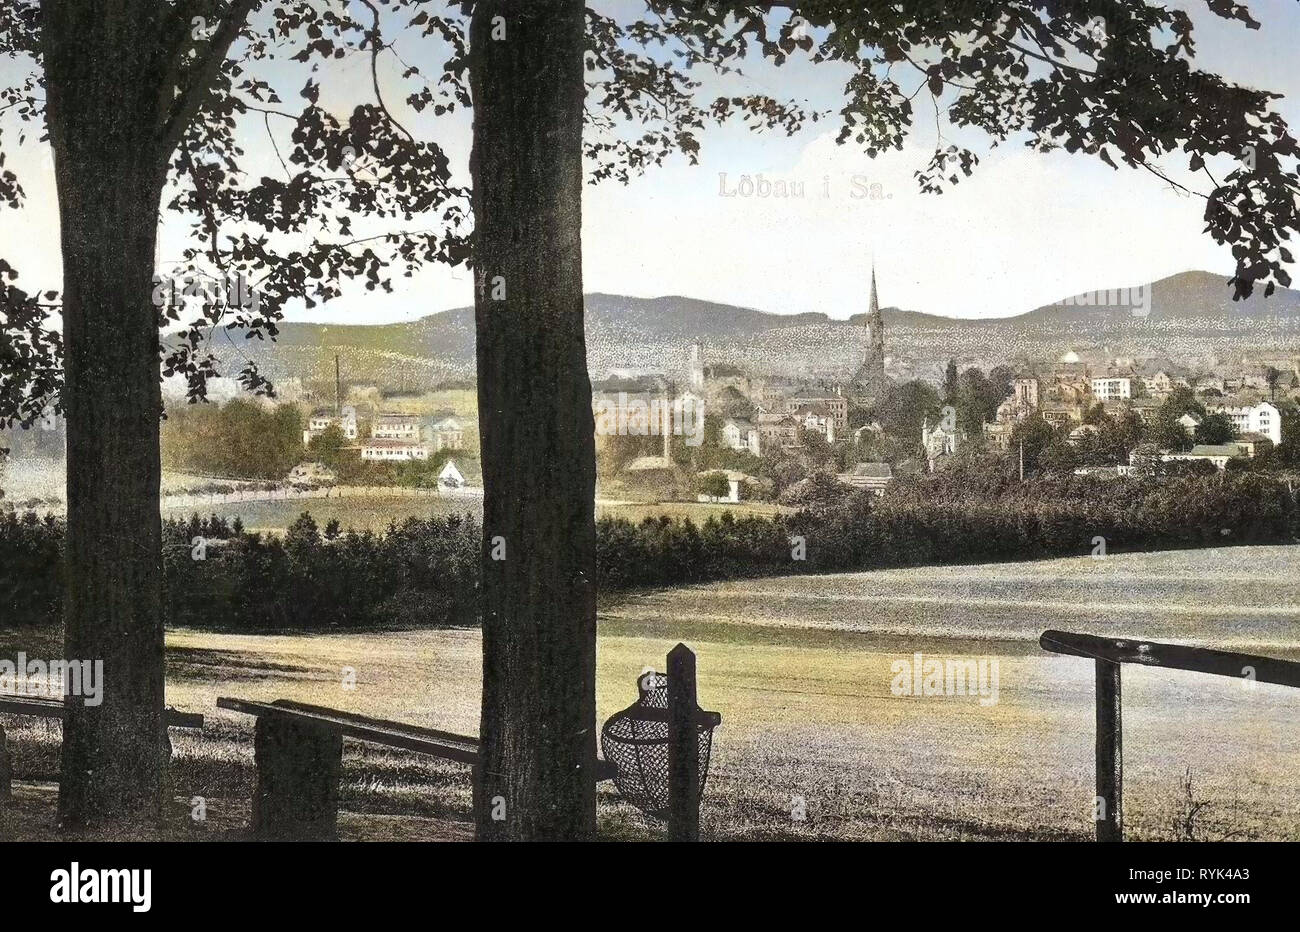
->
[720, 404, 839, 457]
[982, 375, 1283, 448]
[303, 409, 466, 461]
[717, 390, 849, 456]
[1074, 436, 1276, 476]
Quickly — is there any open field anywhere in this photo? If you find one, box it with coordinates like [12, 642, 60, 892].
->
[3, 544, 1299, 840]
[595, 500, 788, 523]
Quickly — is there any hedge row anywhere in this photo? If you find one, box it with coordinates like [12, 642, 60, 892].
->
[1, 472, 1293, 630]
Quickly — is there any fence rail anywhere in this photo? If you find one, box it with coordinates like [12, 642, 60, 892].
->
[1039, 629, 1300, 841]
[1040, 630, 1300, 688]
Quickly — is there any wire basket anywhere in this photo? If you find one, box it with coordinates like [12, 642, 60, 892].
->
[600, 671, 718, 819]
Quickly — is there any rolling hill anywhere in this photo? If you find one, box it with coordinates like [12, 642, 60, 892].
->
[205, 270, 1300, 391]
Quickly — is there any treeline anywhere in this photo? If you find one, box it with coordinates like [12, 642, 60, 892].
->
[867, 470, 1295, 566]
[0, 510, 63, 628]
[162, 512, 479, 630]
[161, 398, 303, 479]
[2, 471, 1295, 630]
[593, 472, 1296, 588]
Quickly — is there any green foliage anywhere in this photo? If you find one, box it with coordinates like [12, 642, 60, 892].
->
[305, 422, 348, 470]
[873, 379, 942, 438]
[943, 359, 958, 401]
[161, 399, 302, 479]
[697, 471, 731, 498]
[954, 366, 1009, 435]
[1265, 366, 1284, 400]
[780, 471, 853, 509]
[1272, 401, 1300, 466]
[1009, 414, 1061, 474]
[1196, 412, 1236, 445]
[160, 511, 479, 631]
[0, 509, 62, 627]
[594, 471, 1297, 589]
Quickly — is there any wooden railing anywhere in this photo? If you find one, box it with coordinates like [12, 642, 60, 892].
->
[1039, 629, 1300, 841]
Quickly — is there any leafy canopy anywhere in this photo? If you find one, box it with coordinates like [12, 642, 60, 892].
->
[0, 0, 1295, 427]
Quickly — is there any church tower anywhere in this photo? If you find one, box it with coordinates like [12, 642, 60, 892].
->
[853, 264, 886, 391]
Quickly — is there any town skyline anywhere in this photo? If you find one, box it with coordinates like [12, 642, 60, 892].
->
[3, 3, 1298, 328]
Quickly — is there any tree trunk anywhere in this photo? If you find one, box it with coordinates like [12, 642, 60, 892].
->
[41, 2, 172, 832]
[469, 0, 597, 840]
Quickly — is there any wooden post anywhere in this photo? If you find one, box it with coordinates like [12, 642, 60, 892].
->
[251, 712, 343, 841]
[0, 722, 11, 806]
[667, 643, 700, 842]
[1095, 659, 1123, 842]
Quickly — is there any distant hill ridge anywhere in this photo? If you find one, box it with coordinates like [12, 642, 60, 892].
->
[207, 270, 1300, 386]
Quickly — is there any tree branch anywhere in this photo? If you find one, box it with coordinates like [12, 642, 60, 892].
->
[157, 0, 259, 156]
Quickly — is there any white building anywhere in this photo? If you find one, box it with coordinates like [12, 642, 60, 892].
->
[1090, 377, 1132, 401]
[791, 404, 836, 443]
[302, 406, 357, 446]
[1161, 444, 1246, 471]
[439, 459, 466, 488]
[1143, 371, 1175, 395]
[721, 417, 761, 456]
[372, 413, 422, 441]
[1176, 412, 1203, 436]
[1205, 400, 1281, 446]
[360, 438, 430, 462]
[922, 417, 961, 468]
[786, 393, 848, 432]
[430, 416, 465, 452]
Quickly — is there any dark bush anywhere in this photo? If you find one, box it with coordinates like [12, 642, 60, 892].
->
[2, 471, 1293, 632]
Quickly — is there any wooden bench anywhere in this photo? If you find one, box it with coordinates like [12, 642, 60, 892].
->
[217, 697, 618, 840]
[0, 696, 204, 802]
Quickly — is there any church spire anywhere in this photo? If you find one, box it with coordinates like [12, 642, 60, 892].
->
[857, 261, 885, 388]
[851, 261, 886, 396]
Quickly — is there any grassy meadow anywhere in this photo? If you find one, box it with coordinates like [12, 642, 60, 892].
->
[3, 544, 1300, 841]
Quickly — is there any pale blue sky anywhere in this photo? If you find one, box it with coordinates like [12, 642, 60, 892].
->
[1, 0, 1298, 324]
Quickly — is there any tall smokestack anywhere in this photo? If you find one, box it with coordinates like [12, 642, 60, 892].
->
[335, 354, 341, 418]
[662, 393, 672, 461]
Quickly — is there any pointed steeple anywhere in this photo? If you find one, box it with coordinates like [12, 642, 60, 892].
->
[851, 260, 887, 396]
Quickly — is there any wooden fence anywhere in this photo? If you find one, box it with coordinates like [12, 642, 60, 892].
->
[1039, 629, 1300, 841]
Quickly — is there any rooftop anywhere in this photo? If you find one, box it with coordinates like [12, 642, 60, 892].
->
[843, 462, 892, 479]
[1188, 444, 1245, 457]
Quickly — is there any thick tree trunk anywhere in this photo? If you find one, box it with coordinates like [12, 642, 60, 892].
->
[469, 0, 597, 840]
[41, 2, 171, 831]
